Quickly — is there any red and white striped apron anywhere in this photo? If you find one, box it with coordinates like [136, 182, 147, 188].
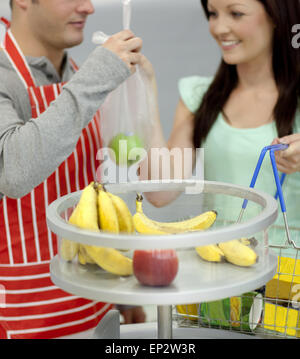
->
[0, 20, 112, 339]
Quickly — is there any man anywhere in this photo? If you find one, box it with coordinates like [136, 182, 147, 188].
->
[0, 0, 145, 339]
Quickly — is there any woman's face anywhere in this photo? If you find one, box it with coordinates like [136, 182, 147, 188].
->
[207, 0, 275, 66]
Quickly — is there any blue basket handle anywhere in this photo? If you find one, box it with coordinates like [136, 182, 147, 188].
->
[269, 149, 287, 213]
[242, 143, 288, 210]
[240, 143, 300, 250]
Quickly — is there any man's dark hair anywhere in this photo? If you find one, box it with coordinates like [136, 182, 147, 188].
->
[10, 0, 12, 9]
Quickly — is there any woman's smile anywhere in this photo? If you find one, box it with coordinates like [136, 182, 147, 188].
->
[220, 40, 241, 50]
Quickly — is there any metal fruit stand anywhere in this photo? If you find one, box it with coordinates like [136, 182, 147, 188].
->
[47, 180, 281, 339]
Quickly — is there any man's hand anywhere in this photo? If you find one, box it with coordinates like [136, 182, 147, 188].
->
[120, 306, 146, 324]
[103, 30, 143, 74]
[271, 134, 300, 174]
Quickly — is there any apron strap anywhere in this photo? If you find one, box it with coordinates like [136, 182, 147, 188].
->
[0, 17, 10, 28]
[69, 57, 79, 72]
[2, 29, 36, 89]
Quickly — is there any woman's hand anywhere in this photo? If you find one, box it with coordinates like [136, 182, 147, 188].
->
[138, 54, 156, 81]
[271, 134, 300, 174]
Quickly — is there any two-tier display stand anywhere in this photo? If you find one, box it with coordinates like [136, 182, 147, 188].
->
[47, 181, 279, 339]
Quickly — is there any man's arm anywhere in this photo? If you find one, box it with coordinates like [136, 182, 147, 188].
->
[0, 31, 141, 198]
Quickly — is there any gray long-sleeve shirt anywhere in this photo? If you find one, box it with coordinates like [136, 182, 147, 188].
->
[0, 45, 131, 199]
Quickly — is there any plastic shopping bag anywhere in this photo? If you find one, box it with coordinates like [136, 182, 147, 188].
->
[94, 0, 154, 168]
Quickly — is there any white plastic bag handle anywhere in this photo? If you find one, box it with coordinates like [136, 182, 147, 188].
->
[92, 0, 132, 45]
[122, 0, 131, 30]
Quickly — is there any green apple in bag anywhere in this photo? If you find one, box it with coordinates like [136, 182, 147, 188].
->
[109, 132, 145, 166]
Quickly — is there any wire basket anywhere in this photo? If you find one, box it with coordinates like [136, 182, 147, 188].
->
[174, 144, 300, 339]
[174, 230, 300, 338]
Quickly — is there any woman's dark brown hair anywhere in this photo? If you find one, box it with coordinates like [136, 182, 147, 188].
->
[193, 0, 300, 149]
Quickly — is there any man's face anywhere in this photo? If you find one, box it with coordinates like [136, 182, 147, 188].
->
[27, 0, 95, 50]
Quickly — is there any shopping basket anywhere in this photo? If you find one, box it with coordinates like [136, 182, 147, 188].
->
[174, 144, 300, 338]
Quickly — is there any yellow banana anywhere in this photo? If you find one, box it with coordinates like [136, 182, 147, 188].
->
[96, 184, 119, 233]
[78, 245, 96, 265]
[133, 211, 184, 235]
[61, 182, 133, 276]
[107, 192, 134, 233]
[60, 182, 98, 261]
[78, 249, 87, 265]
[69, 182, 99, 230]
[84, 245, 133, 276]
[195, 244, 225, 263]
[91, 183, 133, 275]
[218, 239, 257, 267]
[60, 239, 79, 261]
[240, 237, 258, 247]
[134, 194, 217, 234]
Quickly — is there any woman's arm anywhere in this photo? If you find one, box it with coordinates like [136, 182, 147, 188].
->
[138, 57, 196, 206]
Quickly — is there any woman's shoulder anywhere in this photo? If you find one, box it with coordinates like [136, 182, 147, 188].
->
[178, 76, 213, 114]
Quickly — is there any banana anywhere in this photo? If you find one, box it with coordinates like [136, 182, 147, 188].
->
[60, 182, 99, 261]
[240, 237, 258, 247]
[60, 239, 79, 261]
[133, 211, 184, 235]
[61, 182, 133, 276]
[107, 192, 134, 233]
[69, 182, 99, 230]
[78, 245, 96, 265]
[84, 245, 133, 276]
[134, 194, 217, 234]
[96, 184, 119, 233]
[89, 183, 133, 275]
[195, 244, 225, 263]
[218, 239, 257, 267]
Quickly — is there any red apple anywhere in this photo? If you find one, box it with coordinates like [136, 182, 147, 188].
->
[133, 249, 179, 287]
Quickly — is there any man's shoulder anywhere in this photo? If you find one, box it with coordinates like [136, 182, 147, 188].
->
[0, 50, 24, 96]
[0, 49, 11, 70]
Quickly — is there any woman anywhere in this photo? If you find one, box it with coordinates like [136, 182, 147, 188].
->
[139, 0, 300, 247]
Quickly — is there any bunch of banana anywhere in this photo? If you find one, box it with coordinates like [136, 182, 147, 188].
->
[60, 182, 134, 276]
[195, 244, 225, 263]
[218, 239, 257, 267]
[196, 239, 257, 267]
[133, 194, 218, 235]
[60, 182, 98, 261]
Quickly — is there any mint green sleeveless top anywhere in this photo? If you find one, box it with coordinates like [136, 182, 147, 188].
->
[179, 76, 300, 252]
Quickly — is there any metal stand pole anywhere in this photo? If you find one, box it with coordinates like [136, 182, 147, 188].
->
[157, 305, 173, 339]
